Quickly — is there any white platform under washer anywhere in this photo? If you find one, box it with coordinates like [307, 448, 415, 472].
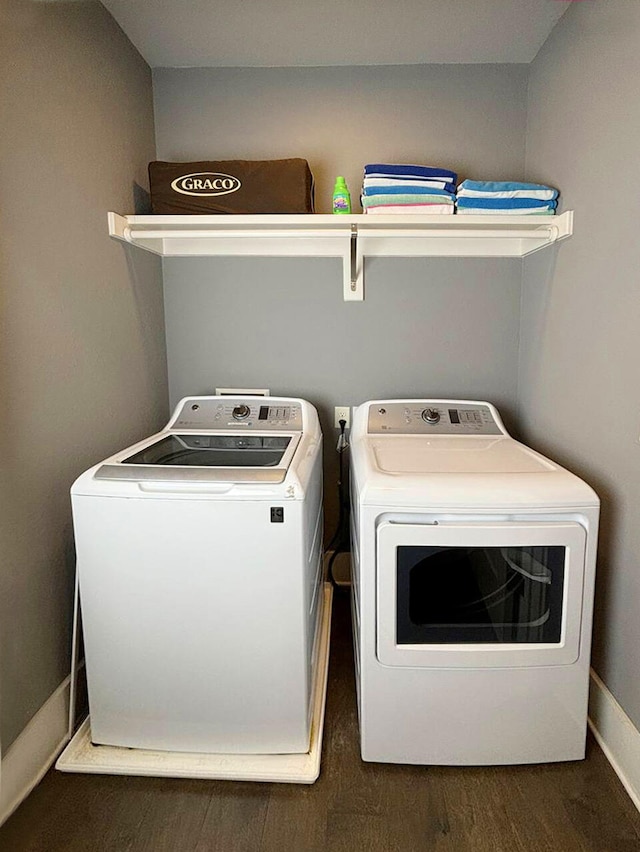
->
[350, 399, 599, 766]
[69, 395, 325, 758]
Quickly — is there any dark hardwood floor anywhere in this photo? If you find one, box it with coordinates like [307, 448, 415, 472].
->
[2, 592, 640, 851]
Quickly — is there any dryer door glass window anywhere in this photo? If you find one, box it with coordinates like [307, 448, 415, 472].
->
[396, 545, 565, 644]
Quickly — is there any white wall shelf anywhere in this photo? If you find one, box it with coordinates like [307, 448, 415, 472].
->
[108, 210, 573, 302]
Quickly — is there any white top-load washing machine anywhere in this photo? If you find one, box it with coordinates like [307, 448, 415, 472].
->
[72, 396, 324, 755]
[350, 399, 599, 766]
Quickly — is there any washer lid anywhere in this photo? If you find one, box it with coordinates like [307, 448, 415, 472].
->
[95, 432, 301, 483]
[372, 436, 554, 475]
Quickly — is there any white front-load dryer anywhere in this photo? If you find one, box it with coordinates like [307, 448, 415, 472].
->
[350, 399, 599, 766]
[72, 396, 324, 755]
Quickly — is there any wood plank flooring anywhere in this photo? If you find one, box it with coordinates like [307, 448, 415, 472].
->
[2, 591, 640, 851]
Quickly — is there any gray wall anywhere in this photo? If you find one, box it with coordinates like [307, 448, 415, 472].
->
[153, 65, 528, 215]
[521, 2, 640, 727]
[4, 0, 636, 767]
[163, 255, 522, 410]
[0, 1, 167, 749]
[154, 65, 529, 525]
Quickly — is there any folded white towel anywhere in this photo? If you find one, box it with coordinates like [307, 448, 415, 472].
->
[457, 188, 558, 200]
[364, 177, 452, 190]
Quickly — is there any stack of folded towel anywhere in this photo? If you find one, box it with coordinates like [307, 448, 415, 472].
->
[361, 164, 457, 214]
[456, 180, 558, 215]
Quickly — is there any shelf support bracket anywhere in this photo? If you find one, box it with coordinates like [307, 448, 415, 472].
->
[345, 225, 363, 302]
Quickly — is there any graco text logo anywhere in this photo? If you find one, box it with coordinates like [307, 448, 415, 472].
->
[171, 172, 242, 196]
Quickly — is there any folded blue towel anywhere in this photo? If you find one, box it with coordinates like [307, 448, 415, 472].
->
[456, 197, 557, 210]
[458, 180, 558, 199]
[457, 209, 555, 216]
[363, 185, 455, 199]
[363, 178, 457, 194]
[365, 163, 458, 182]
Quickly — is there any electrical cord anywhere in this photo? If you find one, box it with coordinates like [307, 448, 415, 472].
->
[326, 418, 350, 587]
[325, 419, 347, 553]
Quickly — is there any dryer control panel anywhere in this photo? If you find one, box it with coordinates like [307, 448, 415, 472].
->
[367, 402, 503, 435]
[171, 398, 303, 431]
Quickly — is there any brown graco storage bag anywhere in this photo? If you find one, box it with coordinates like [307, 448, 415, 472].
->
[149, 159, 315, 214]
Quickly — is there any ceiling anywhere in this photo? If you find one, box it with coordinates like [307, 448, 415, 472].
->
[99, 0, 570, 68]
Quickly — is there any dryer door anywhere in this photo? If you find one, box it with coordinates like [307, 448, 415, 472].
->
[376, 520, 586, 668]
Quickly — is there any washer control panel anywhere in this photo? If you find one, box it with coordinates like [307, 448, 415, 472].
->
[172, 398, 303, 431]
[367, 402, 503, 435]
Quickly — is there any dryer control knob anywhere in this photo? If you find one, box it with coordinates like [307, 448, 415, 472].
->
[422, 408, 440, 424]
[232, 404, 251, 420]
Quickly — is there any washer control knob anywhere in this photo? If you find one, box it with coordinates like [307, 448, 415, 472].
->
[232, 404, 251, 420]
[422, 408, 440, 424]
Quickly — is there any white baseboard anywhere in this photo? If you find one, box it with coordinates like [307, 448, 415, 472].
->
[588, 668, 640, 812]
[0, 677, 71, 827]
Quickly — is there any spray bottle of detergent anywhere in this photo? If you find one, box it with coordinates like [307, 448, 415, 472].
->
[332, 176, 351, 214]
